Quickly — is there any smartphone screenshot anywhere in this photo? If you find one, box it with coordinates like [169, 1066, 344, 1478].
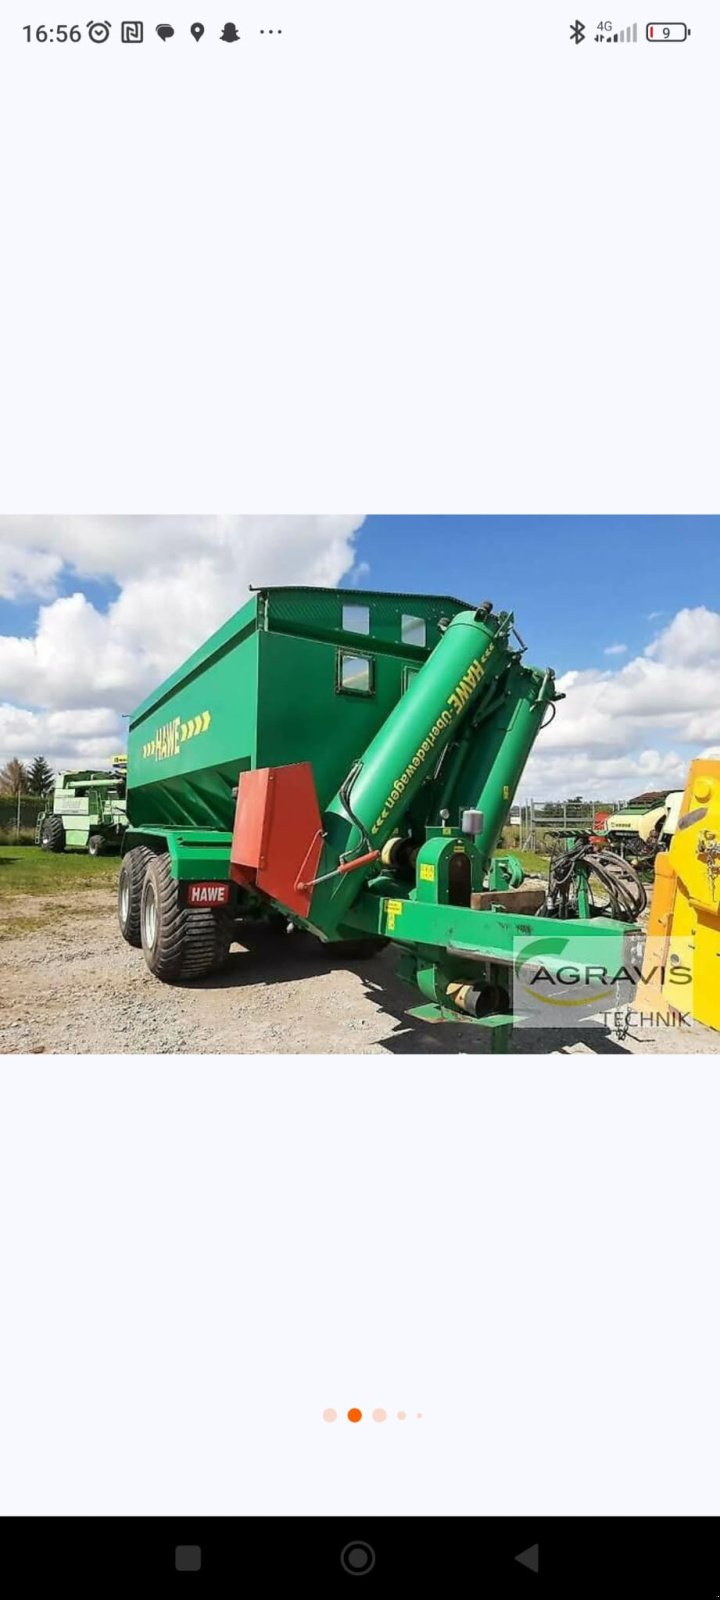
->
[0, 4, 718, 1590]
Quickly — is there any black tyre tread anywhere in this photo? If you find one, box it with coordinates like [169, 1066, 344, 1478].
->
[41, 815, 65, 852]
[142, 853, 234, 983]
[88, 834, 106, 857]
[118, 845, 153, 947]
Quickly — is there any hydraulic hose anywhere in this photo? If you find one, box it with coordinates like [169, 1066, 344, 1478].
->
[337, 759, 372, 862]
[543, 834, 647, 922]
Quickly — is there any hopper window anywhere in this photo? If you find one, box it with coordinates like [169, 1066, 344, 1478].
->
[402, 665, 420, 693]
[401, 614, 426, 648]
[342, 603, 370, 636]
[338, 652, 373, 695]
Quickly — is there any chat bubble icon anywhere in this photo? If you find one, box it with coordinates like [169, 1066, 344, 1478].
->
[156, 23, 175, 41]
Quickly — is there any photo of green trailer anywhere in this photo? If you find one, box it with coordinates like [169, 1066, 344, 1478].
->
[118, 586, 645, 1049]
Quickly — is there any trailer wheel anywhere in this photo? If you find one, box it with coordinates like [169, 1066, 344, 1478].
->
[140, 852, 234, 983]
[118, 846, 153, 947]
[88, 834, 106, 857]
[40, 815, 66, 853]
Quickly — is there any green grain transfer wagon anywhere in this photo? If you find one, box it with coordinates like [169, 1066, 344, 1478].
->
[119, 586, 644, 1048]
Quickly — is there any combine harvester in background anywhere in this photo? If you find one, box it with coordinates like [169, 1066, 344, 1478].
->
[600, 788, 683, 875]
[118, 587, 646, 1050]
[37, 758, 128, 856]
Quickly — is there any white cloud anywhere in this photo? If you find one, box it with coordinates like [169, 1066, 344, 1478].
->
[603, 642, 627, 656]
[0, 541, 64, 602]
[0, 704, 123, 775]
[523, 606, 720, 799]
[0, 515, 364, 767]
[645, 605, 720, 667]
[0, 516, 363, 593]
[0, 516, 364, 703]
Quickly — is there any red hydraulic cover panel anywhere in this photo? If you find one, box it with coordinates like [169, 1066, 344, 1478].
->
[230, 763, 324, 921]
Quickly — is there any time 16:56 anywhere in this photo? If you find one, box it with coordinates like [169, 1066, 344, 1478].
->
[23, 25, 83, 41]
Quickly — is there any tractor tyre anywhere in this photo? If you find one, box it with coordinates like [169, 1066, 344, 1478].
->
[40, 815, 66, 853]
[88, 834, 106, 857]
[118, 846, 153, 947]
[140, 852, 235, 983]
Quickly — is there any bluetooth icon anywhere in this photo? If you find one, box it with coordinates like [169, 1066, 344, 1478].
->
[570, 19, 586, 43]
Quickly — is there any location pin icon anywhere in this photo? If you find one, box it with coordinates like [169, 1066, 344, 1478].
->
[190, 22, 204, 40]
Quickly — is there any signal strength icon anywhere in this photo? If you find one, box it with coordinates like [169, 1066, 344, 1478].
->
[596, 22, 639, 42]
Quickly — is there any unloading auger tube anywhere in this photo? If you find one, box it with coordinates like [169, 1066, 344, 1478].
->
[310, 605, 524, 934]
[438, 656, 559, 878]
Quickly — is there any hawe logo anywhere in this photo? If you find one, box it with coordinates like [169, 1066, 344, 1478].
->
[187, 882, 231, 907]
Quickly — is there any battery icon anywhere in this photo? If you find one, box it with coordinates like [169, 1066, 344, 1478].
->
[646, 22, 690, 40]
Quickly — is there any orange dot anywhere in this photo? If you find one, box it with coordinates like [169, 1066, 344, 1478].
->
[397, 1411, 407, 1421]
[322, 1408, 338, 1423]
[347, 1408, 363, 1423]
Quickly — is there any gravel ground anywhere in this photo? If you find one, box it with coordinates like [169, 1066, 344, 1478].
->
[0, 885, 716, 1055]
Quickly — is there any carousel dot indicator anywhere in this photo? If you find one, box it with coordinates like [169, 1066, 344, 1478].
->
[322, 1408, 338, 1422]
[372, 1408, 387, 1422]
[347, 1407, 363, 1423]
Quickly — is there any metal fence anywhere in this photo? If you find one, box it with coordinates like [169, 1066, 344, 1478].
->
[517, 798, 622, 853]
[0, 794, 45, 840]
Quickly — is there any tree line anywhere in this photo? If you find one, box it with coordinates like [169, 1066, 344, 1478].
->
[0, 756, 54, 797]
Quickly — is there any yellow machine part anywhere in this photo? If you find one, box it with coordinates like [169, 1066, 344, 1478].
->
[657, 760, 720, 1030]
[640, 850, 677, 1011]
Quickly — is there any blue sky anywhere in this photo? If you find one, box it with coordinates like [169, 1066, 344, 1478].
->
[1, 515, 719, 797]
[354, 516, 720, 676]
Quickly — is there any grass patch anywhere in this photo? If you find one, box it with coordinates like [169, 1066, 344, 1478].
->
[0, 845, 120, 898]
[0, 844, 548, 942]
[494, 847, 549, 876]
[513, 849, 550, 876]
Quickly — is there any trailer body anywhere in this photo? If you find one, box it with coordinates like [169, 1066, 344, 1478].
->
[121, 586, 642, 1045]
[126, 588, 473, 836]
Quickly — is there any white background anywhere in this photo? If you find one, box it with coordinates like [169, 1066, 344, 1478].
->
[0, 2, 718, 511]
[1, 2, 720, 1518]
[2, 1054, 719, 1515]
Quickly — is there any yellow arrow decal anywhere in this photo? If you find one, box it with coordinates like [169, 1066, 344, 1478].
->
[151, 709, 211, 756]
